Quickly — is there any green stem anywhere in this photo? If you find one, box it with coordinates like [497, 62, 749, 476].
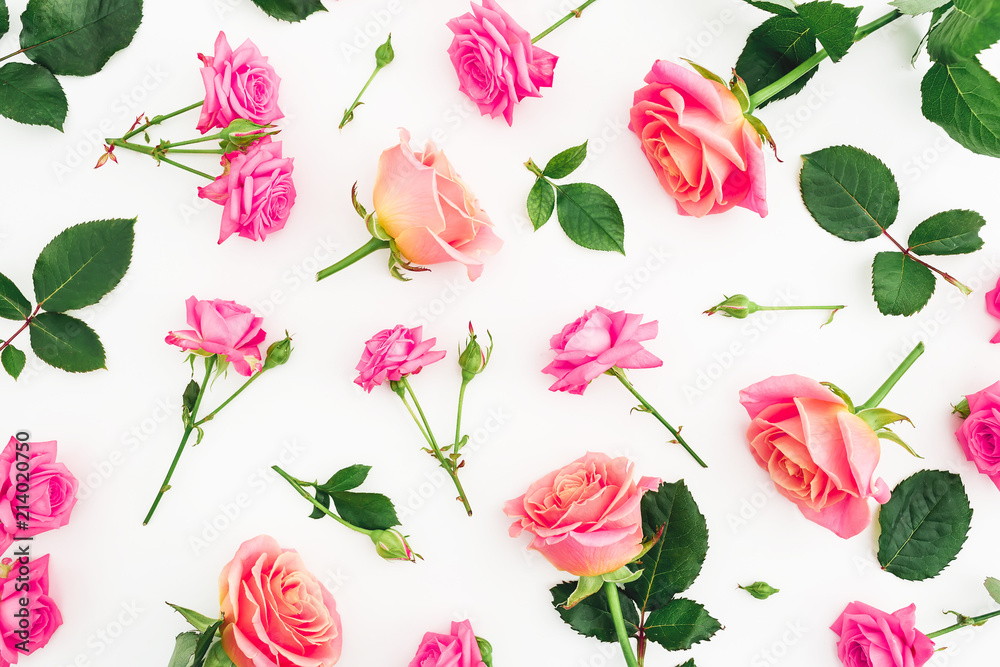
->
[400, 377, 473, 516]
[927, 610, 1000, 639]
[755, 305, 845, 311]
[0, 305, 40, 354]
[160, 133, 224, 149]
[106, 140, 215, 180]
[454, 379, 470, 455]
[532, 0, 601, 43]
[194, 372, 264, 427]
[272, 465, 373, 536]
[340, 69, 380, 130]
[399, 391, 432, 443]
[143, 357, 216, 525]
[856, 341, 924, 412]
[610, 368, 707, 468]
[123, 101, 203, 141]
[316, 238, 391, 282]
[161, 149, 226, 155]
[747, 9, 903, 110]
[603, 582, 640, 667]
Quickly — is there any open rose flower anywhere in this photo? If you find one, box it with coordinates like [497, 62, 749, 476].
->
[446, 0, 558, 125]
[740, 375, 890, 538]
[197, 32, 283, 134]
[409, 620, 486, 667]
[986, 276, 1000, 343]
[219, 535, 342, 667]
[630, 60, 767, 218]
[198, 137, 295, 243]
[166, 297, 266, 376]
[0, 555, 62, 665]
[504, 452, 660, 577]
[373, 129, 502, 280]
[355, 325, 445, 392]
[0, 438, 78, 555]
[955, 381, 1000, 490]
[831, 602, 934, 667]
[543, 306, 662, 395]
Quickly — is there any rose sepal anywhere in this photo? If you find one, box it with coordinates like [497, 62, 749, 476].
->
[821, 381, 856, 412]
[476, 636, 494, 667]
[877, 428, 923, 458]
[562, 566, 644, 610]
[953, 397, 971, 418]
[856, 407, 913, 431]
[167, 603, 219, 632]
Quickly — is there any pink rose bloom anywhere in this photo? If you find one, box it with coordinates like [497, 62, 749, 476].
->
[219, 535, 342, 667]
[630, 60, 767, 218]
[0, 555, 62, 665]
[504, 452, 660, 577]
[740, 375, 890, 538]
[355, 325, 445, 392]
[0, 438, 78, 555]
[198, 137, 296, 243]
[197, 31, 283, 134]
[831, 602, 934, 667]
[165, 297, 266, 377]
[446, 0, 558, 125]
[985, 276, 1000, 343]
[373, 129, 502, 280]
[408, 620, 486, 667]
[543, 306, 662, 395]
[955, 381, 1000, 490]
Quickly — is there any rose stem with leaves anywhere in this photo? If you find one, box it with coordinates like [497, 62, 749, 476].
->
[856, 342, 924, 412]
[398, 377, 473, 516]
[0, 305, 41, 355]
[340, 34, 394, 130]
[271, 466, 375, 537]
[531, 0, 601, 43]
[104, 102, 222, 179]
[877, 223, 972, 295]
[604, 582, 640, 667]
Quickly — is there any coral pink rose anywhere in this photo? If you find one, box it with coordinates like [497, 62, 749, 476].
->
[408, 620, 486, 667]
[0, 438, 78, 555]
[740, 375, 890, 538]
[985, 276, 1000, 343]
[373, 130, 502, 281]
[355, 325, 445, 392]
[219, 535, 342, 667]
[504, 452, 660, 577]
[166, 297, 266, 377]
[197, 32, 283, 134]
[629, 60, 767, 218]
[955, 381, 1000, 490]
[543, 306, 662, 395]
[0, 554, 62, 665]
[446, 0, 558, 125]
[831, 602, 934, 667]
[198, 137, 295, 243]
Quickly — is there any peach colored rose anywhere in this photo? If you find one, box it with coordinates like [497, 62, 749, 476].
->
[197, 32, 283, 134]
[955, 381, 1000, 490]
[354, 325, 445, 392]
[0, 438, 78, 555]
[831, 602, 934, 667]
[0, 555, 62, 665]
[408, 620, 486, 667]
[165, 297, 266, 376]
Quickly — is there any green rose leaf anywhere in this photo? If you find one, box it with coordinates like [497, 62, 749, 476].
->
[644, 598, 722, 651]
[167, 632, 199, 667]
[167, 603, 217, 633]
[526, 178, 555, 230]
[877, 470, 973, 580]
[624, 481, 709, 613]
[739, 581, 780, 599]
[907, 209, 986, 255]
[744, 0, 799, 16]
[1, 345, 26, 380]
[308, 488, 331, 520]
[19, 0, 143, 76]
[796, 2, 863, 62]
[191, 621, 222, 667]
[543, 141, 588, 179]
[0, 2, 8, 39]
[29, 312, 105, 372]
[554, 183, 625, 254]
[0, 271, 31, 320]
[550, 582, 640, 643]
[330, 491, 399, 530]
[204, 640, 237, 667]
[926, 0, 1000, 63]
[32, 218, 135, 312]
[674, 661, 697, 667]
[892, 0, 952, 13]
[985, 577, 1000, 604]
[921, 58, 1000, 158]
[0, 62, 67, 131]
[800, 145, 899, 241]
[871, 251, 936, 316]
[319, 464, 372, 493]
[249, 0, 326, 22]
[736, 16, 818, 107]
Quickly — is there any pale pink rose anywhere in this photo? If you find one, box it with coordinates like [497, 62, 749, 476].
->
[831, 602, 934, 667]
[197, 31, 283, 134]
[355, 325, 445, 392]
[446, 0, 558, 125]
[504, 452, 660, 577]
[629, 60, 767, 218]
[0, 554, 62, 665]
[219, 535, 342, 667]
[740, 375, 890, 538]
[373, 129, 502, 281]
[985, 276, 1000, 343]
[408, 620, 486, 667]
[165, 297, 266, 376]
[198, 137, 295, 243]
[543, 306, 662, 395]
[955, 381, 1000, 490]
[0, 438, 78, 555]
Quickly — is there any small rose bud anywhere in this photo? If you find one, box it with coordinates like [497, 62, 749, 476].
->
[262, 332, 293, 371]
[704, 294, 757, 319]
[459, 323, 492, 382]
[370, 528, 417, 562]
[375, 34, 394, 69]
[219, 119, 279, 151]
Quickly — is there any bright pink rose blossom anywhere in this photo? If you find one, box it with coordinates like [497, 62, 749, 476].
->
[740, 375, 890, 538]
[408, 620, 486, 667]
[955, 381, 1000, 490]
[831, 602, 934, 667]
[355, 326, 445, 392]
[165, 297, 266, 376]
[219, 535, 342, 667]
[630, 60, 767, 218]
[446, 0, 558, 125]
[0, 438, 78, 555]
[504, 452, 660, 577]
[985, 276, 1000, 343]
[198, 137, 295, 243]
[543, 306, 662, 395]
[0, 555, 62, 665]
[197, 32, 283, 134]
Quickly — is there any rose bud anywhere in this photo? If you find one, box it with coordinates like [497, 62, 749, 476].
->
[458, 323, 492, 382]
[705, 294, 756, 318]
[262, 332, 293, 371]
[219, 119, 278, 151]
[370, 529, 418, 563]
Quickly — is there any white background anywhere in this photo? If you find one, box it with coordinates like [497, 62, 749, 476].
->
[2, 0, 1000, 665]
